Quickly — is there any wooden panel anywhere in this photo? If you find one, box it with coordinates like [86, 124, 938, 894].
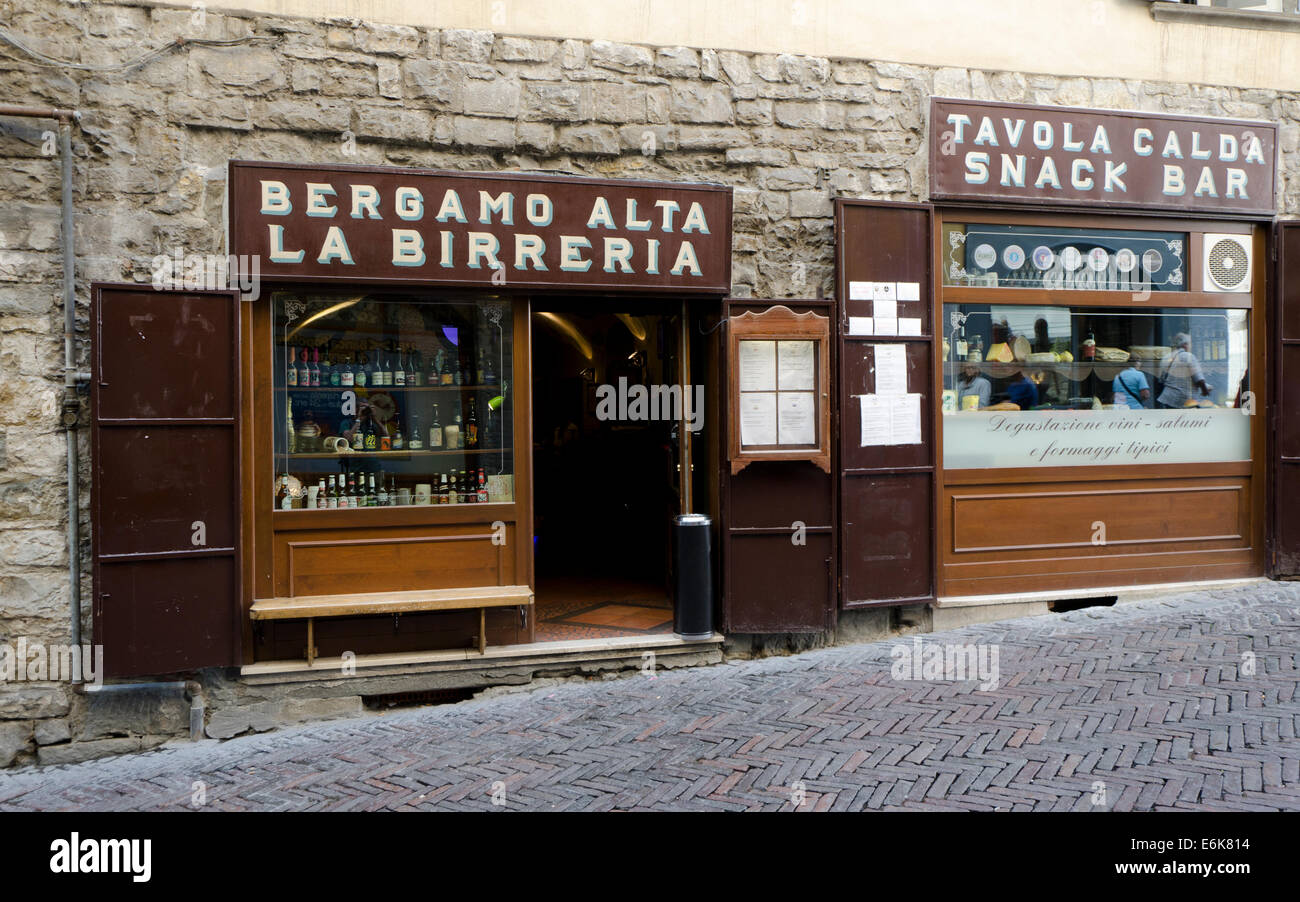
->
[280, 525, 513, 597]
[840, 342, 932, 471]
[951, 483, 1245, 553]
[835, 199, 936, 609]
[720, 298, 837, 633]
[841, 472, 932, 605]
[1275, 222, 1300, 576]
[727, 533, 833, 633]
[92, 284, 242, 678]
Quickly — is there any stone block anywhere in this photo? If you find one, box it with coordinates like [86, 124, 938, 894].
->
[558, 124, 620, 155]
[736, 100, 773, 126]
[81, 686, 190, 740]
[497, 37, 558, 63]
[463, 80, 521, 118]
[443, 29, 495, 63]
[517, 122, 556, 154]
[788, 189, 831, 218]
[718, 51, 752, 85]
[592, 83, 647, 123]
[356, 23, 421, 56]
[355, 106, 431, 142]
[676, 126, 749, 150]
[378, 61, 402, 99]
[560, 39, 586, 70]
[774, 101, 844, 130]
[34, 718, 70, 745]
[403, 60, 463, 108]
[0, 686, 70, 719]
[522, 83, 586, 121]
[452, 116, 516, 150]
[589, 40, 653, 72]
[0, 721, 31, 767]
[670, 84, 734, 124]
[656, 46, 700, 78]
[933, 67, 970, 98]
[206, 696, 362, 740]
[37, 735, 164, 766]
[930, 601, 1051, 631]
[257, 98, 353, 133]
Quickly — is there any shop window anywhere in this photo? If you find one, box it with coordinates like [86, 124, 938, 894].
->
[272, 291, 514, 508]
[941, 302, 1251, 469]
[942, 223, 1188, 293]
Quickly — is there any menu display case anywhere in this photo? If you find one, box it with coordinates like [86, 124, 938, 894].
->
[271, 291, 514, 510]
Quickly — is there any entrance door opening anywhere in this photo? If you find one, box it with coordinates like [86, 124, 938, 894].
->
[531, 304, 685, 641]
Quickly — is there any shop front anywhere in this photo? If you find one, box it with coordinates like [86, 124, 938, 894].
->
[92, 162, 732, 677]
[836, 99, 1281, 613]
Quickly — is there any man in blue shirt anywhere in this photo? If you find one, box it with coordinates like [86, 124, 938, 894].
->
[1112, 363, 1151, 409]
[1006, 370, 1038, 409]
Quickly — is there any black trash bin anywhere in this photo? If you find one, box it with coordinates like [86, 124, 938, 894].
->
[672, 513, 714, 640]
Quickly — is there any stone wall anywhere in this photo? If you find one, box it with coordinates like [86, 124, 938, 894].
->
[0, 0, 1297, 765]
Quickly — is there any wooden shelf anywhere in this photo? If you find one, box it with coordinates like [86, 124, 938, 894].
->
[287, 447, 505, 459]
[281, 384, 501, 393]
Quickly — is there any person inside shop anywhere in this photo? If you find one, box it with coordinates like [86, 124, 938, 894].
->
[1112, 361, 1151, 410]
[1005, 368, 1039, 409]
[957, 357, 991, 409]
[1032, 317, 1052, 354]
[1157, 332, 1212, 408]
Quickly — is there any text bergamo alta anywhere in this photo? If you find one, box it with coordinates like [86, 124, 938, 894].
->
[948, 113, 1269, 199]
[259, 181, 709, 276]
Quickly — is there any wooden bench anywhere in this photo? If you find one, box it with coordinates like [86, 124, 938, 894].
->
[250, 585, 534, 665]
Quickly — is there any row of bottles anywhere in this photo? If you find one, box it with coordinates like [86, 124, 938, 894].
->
[286, 343, 497, 388]
[287, 397, 487, 454]
[276, 468, 492, 509]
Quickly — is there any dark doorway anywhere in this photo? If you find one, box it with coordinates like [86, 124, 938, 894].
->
[530, 303, 685, 640]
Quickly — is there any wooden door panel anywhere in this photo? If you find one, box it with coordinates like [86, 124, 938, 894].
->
[92, 284, 242, 677]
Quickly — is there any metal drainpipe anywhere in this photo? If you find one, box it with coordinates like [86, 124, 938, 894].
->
[0, 105, 84, 655]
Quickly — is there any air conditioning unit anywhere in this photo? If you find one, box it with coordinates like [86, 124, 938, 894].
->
[1203, 234, 1252, 293]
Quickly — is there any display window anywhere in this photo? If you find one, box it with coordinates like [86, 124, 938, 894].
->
[271, 290, 515, 509]
[941, 301, 1251, 469]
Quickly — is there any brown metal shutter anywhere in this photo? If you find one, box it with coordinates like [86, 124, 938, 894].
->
[834, 199, 936, 606]
[1273, 223, 1300, 577]
[91, 284, 242, 677]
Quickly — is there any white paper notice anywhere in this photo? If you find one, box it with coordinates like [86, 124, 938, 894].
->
[849, 281, 873, 300]
[897, 281, 921, 301]
[848, 316, 875, 336]
[858, 393, 922, 446]
[875, 317, 897, 336]
[873, 299, 897, 321]
[898, 317, 923, 336]
[874, 344, 908, 395]
[777, 340, 816, 391]
[738, 340, 776, 392]
[778, 392, 816, 445]
[739, 392, 777, 446]
[858, 394, 891, 447]
[890, 393, 923, 445]
[872, 282, 896, 302]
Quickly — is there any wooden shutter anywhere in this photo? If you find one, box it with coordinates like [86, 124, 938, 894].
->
[91, 284, 243, 677]
[1273, 223, 1300, 576]
[834, 199, 936, 606]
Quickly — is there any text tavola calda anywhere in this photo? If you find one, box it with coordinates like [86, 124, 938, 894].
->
[258, 181, 711, 276]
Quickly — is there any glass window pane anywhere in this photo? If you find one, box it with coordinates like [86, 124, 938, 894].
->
[272, 291, 513, 508]
[941, 302, 1251, 469]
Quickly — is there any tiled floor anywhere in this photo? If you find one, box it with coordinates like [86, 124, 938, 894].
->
[534, 576, 673, 642]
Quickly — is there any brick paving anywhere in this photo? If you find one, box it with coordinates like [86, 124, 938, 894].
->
[0, 582, 1297, 811]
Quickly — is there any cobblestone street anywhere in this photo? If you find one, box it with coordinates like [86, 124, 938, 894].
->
[1, 582, 1297, 812]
